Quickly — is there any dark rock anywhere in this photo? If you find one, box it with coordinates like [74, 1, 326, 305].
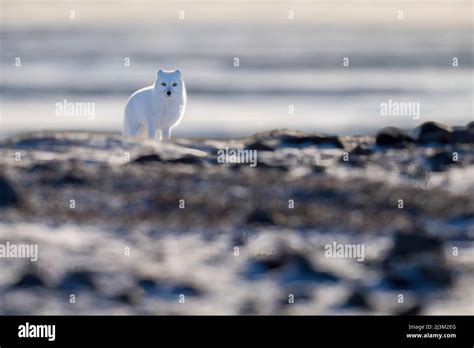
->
[341, 289, 371, 309]
[12, 272, 46, 288]
[58, 270, 97, 291]
[246, 252, 338, 284]
[280, 134, 344, 149]
[383, 273, 413, 289]
[137, 278, 157, 294]
[387, 230, 443, 258]
[312, 165, 326, 173]
[278, 254, 338, 284]
[254, 161, 289, 171]
[0, 176, 18, 207]
[466, 121, 474, 130]
[383, 263, 452, 290]
[450, 127, 474, 144]
[341, 145, 374, 167]
[376, 127, 414, 147]
[382, 230, 452, 290]
[427, 151, 457, 172]
[249, 253, 290, 273]
[246, 209, 275, 225]
[8, 135, 82, 150]
[167, 155, 202, 165]
[168, 284, 201, 297]
[134, 153, 202, 165]
[395, 303, 423, 316]
[252, 129, 344, 148]
[231, 230, 249, 246]
[112, 289, 141, 305]
[244, 141, 275, 152]
[350, 145, 373, 156]
[414, 122, 452, 144]
[56, 172, 86, 186]
[260, 129, 344, 148]
[137, 278, 201, 299]
[133, 154, 162, 163]
[29, 162, 59, 172]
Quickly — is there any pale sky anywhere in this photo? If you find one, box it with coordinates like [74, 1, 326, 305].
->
[1, 0, 472, 28]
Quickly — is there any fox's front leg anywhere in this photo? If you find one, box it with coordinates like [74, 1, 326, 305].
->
[147, 125, 157, 140]
[163, 127, 171, 141]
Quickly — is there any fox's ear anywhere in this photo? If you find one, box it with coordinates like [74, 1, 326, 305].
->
[175, 69, 181, 77]
[157, 69, 163, 78]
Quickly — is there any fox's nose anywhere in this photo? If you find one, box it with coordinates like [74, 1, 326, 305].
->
[166, 91, 171, 96]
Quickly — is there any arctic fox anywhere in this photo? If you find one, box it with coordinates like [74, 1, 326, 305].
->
[123, 69, 186, 140]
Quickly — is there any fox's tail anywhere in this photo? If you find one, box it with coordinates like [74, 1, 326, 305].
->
[122, 114, 132, 136]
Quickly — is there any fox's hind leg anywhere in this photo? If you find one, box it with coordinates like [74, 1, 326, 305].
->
[123, 117, 136, 136]
[123, 117, 146, 139]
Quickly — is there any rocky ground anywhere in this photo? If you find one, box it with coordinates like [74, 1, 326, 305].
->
[0, 121, 473, 315]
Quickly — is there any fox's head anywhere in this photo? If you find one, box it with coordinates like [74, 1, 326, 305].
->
[154, 69, 184, 97]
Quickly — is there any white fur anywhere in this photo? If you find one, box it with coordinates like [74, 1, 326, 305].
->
[123, 69, 186, 140]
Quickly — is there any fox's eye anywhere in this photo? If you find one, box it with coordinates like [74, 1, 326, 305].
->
[161, 82, 166, 86]
[172, 83, 177, 87]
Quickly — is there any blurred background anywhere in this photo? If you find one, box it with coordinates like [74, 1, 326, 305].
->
[0, 0, 472, 138]
[1, 1, 473, 316]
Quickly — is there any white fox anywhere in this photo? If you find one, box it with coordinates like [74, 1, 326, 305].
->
[123, 69, 186, 140]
